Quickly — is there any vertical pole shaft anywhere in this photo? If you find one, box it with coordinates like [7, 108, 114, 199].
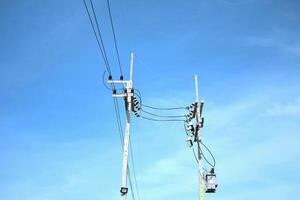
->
[120, 110, 130, 200]
[194, 75, 204, 200]
[120, 53, 134, 200]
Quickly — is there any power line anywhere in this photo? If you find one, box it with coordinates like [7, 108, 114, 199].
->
[201, 148, 215, 168]
[134, 89, 187, 118]
[140, 109, 186, 118]
[106, 0, 123, 77]
[200, 140, 216, 167]
[83, 0, 111, 75]
[184, 120, 216, 169]
[129, 138, 141, 200]
[128, 165, 136, 200]
[102, 70, 127, 91]
[88, 0, 111, 74]
[133, 93, 186, 121]
[140, 115, 185, 122]
[141, 103, 187, 110]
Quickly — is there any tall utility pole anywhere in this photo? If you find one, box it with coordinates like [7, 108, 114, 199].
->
[194, 75, 205, 200]
[108, 53, 134, 200]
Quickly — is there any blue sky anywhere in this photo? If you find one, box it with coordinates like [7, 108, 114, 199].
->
[1, 0, 300, 199]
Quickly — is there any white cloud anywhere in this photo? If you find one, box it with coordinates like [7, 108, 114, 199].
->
[137, 148, 199, 200]
[135, 91, 300, 200]
[266, 98, 300, 116]
[239, 35, 300, 55]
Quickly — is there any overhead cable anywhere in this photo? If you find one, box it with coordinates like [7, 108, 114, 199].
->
[106, 0, 123, 78]
[141, 103, 187, 110]
[140, 115, 185, 122]
[200, 140, 216, 167]
[83, 0, 112, 75]
[140, 109, 186, 118]
[89, 0, 111, 72]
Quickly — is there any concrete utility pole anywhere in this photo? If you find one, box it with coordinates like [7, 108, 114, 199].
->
[108, 53, 134, 200]
[194, 75, 205, 200]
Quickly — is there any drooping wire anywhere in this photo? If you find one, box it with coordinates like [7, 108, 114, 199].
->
[191, 146, 207, 178]
[134, 89, 188, 119]
[140, 115, 185, 122]
[200, 140, 216, 167]
[106, 0, 123, 77]
[102, 70, 112, 90]
[141, 104, 187, 110]
[141, 109, 186, 118]
[184, 120, 215, 170]
[201, 148, 215, 168]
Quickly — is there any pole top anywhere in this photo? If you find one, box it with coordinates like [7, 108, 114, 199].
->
[130, 53, 134, 81]
[194, 75, 199, 102]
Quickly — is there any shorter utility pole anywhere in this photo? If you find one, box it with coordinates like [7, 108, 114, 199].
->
[185, 75, 217, 200]
[108, 53, 134, 200]
[194, 75, 205, 200]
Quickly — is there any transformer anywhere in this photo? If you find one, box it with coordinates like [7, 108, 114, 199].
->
[205, 168, 218, 193]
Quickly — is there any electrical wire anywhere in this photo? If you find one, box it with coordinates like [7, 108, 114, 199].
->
[140, 115, 185, 122]
[128, 168, 136, 200]
[201, 148, 215, 168]
[142, 103, 187, 110]
[106, 0, 123, 77]
[134, 89, 143, 100]
[88, 0, 111, 72]
[191, 147, 208, 179]
[200, 140, 216, 167]
[192, 147, 198, 163]
[134, 89, 187, 111]
[102, 70, 126, 92]
[184, 120, 215, 170]
[140, 109, 186, 118]
[83, 0, 111, 75]
[129, 138, 141, 200]
[134, 89, 187, 119]
[102, 70, 112, 90]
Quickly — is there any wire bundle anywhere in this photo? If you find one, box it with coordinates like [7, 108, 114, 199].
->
[131, 91, 188, 122]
